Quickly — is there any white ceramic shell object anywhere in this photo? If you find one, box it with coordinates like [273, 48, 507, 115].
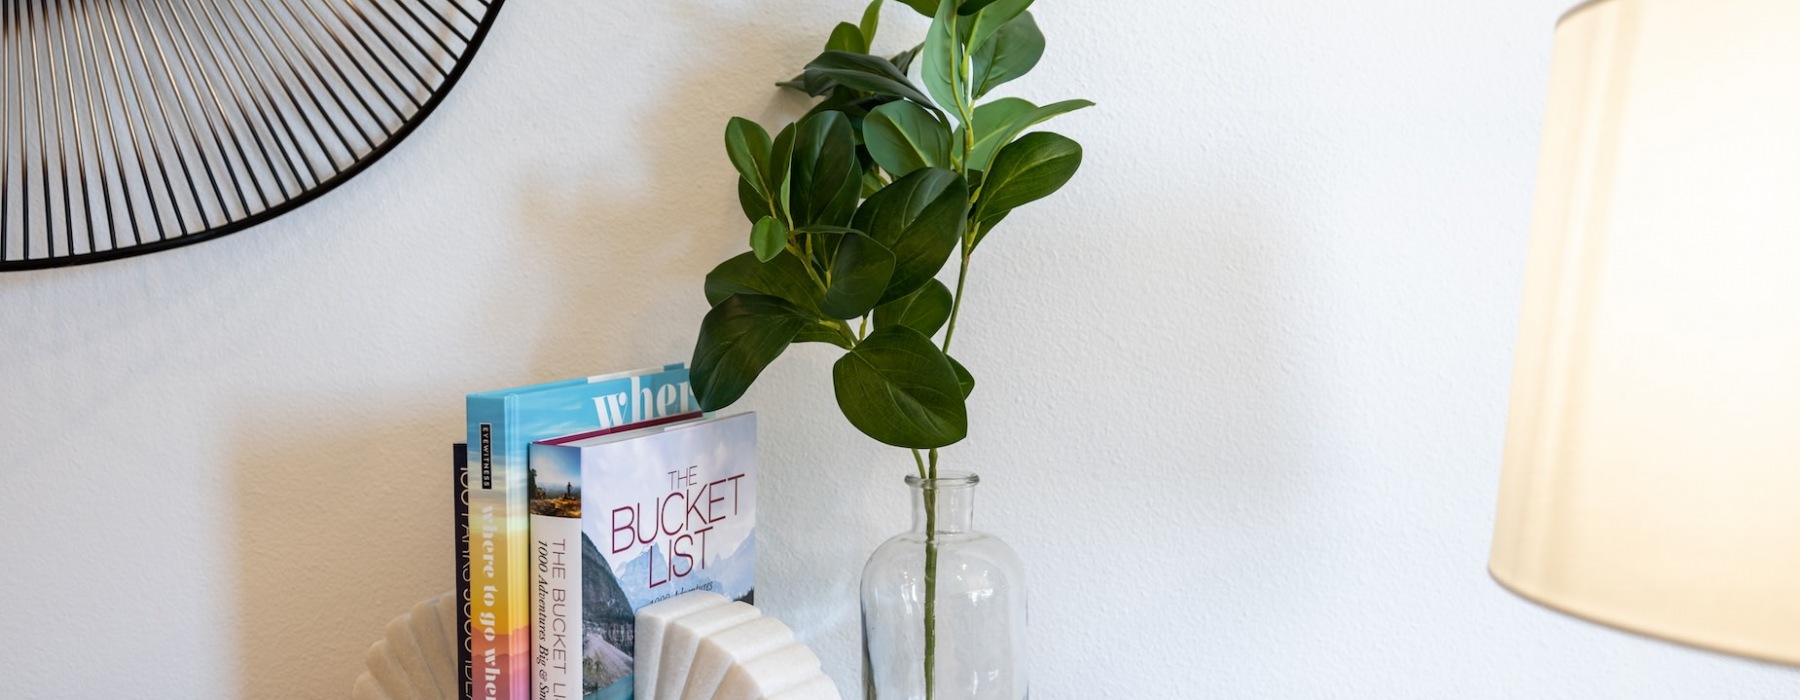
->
[637, 590, 841, 700]
[352, 591, 462, 700]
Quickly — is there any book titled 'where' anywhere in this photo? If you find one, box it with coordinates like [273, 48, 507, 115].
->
[529, 413, 757, 700]
[466, 364, 697, 700]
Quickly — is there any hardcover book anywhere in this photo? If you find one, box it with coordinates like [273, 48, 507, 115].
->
[455, 443, 472, 700]
[529, 413, 758, 700]
[467, 364, 699, 700]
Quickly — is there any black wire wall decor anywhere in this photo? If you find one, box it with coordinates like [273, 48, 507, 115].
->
[0, 0, 505, 271]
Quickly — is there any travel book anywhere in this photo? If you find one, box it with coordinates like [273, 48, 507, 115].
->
[455, 443, 472, 700]
[529, 412, 758, 700]
[467, 364, 699, 700]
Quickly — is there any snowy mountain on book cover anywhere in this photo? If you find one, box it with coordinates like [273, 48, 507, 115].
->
[529, 413, 756, 700]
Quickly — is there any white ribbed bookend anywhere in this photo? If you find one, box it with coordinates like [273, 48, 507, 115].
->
[635, 591, 842, 700]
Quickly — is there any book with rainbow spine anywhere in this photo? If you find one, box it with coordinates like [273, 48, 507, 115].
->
[466, 364, 698, 700]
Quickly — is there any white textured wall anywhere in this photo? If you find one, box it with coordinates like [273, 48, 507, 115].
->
[4, 1, 1799, 698]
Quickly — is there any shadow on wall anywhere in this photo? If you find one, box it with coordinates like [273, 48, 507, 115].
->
[224, 3, 827, 698]
[503, 6, 819, 383]
[228, 400, 458, 700]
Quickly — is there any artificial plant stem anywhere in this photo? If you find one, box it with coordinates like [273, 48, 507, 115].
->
[964, 123, 976, 168]
[953, 39, 976, 158]
[923, 479, 940, 700]
[769, 192, 789, 229]
[919, 15, 986, 698]
[786, 242, 830, 291]
[925, 445, 943, 700]
[831, 320, 858, 348]
[941, 248, 972, 353]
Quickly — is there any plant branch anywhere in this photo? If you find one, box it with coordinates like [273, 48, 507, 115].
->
[770, 192, 791, 230]
[786, 242, 831, 291]
[940, 235, 975, 353]
[922, 485, 940, 700]
[953, 32, 976, 162]
[829, 319, 859, 348]
[917, 22, 982, 695]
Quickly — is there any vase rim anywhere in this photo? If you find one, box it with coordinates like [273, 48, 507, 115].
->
[904, 471, 979, 489]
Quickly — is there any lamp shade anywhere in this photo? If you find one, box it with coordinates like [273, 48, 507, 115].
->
[1490, 0, 1800, 665]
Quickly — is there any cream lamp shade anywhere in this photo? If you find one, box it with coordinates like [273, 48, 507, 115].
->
[1490, 0, 1800, 666]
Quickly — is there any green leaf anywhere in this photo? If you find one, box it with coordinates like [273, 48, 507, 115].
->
[873, 278, 952, 336]
[832, 326, 968, 448]
[957, 0, 1007, 13]
[770, 123, 798, 220]
[948, 355, 974, 398]
[792, 225, 865, 236]
[796, 323, 855, 349]
[965, 0, 1032, 53]
[970, 12, 1043, 98]
[820, 232, 897, 319]
[896, 0, 937, 16]
[691, 294, 810, 411]
[978, 207, 1007, 231]
[791, 227, 857, 278]
[831, 160, 867, 228]
[959, 97, 1092, 174]
[972, 131, 1083, 238]
[750, 216, 788, 262]
[737, 177, 771, 224]
[826, 22, 867, 53]
[804, 88, 871, 122]
[852, 167, 968, 303]
[778, 70, 838, 97]
[789, 112, 859, 227]
[864, 101, 951, 177]
[805, 51, 936, 108]
[725, 118, 774, 200]
[860, 0, 883, 46]
[704, 251, 823, 316]
[920, 0, 966, 123]
[891, 45, 922, 74]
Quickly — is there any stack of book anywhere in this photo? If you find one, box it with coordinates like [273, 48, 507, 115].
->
[452, 364, 758, 700]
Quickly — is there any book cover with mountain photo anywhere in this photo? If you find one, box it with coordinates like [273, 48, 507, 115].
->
[528, 413, 757, 700]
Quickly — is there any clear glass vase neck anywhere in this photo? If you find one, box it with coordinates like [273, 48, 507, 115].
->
[907, 472, 978, 535]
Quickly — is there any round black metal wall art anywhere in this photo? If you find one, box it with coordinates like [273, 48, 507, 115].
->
[0, 0, 505, 271]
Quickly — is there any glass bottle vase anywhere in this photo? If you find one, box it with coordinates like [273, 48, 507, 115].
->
[861, 472, 1027, 699]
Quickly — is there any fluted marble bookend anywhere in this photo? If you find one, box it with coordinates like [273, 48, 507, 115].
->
[635, 591, 841, 700]
[352, 591, 461, 700]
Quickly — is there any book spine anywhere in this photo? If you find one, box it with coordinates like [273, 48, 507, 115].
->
[454, 443, 472, 700]
[531, 511, 582, 700]
[468, 397, 530, 700]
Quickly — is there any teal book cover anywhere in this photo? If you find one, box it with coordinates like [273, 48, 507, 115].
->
[466, 364, 699, 700]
